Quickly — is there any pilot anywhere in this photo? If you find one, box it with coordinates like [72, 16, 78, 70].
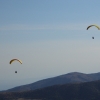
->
[15, 71, 17, 73]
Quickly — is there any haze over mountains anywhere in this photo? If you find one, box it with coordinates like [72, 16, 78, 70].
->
[4, 72, 100, 92]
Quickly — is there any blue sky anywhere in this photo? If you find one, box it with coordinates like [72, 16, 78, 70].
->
[1, 0, 100, 90]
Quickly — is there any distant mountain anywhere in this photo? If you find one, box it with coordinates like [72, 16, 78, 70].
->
[1, 80, 100, 100]
[4, 72, 100, 92]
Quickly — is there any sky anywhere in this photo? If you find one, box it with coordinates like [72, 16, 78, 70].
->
[1, 0, 100, 90]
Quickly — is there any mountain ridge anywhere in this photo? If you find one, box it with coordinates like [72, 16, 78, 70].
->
[3, 71, 100, 92]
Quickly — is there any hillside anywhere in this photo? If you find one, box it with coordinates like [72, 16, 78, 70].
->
[1, 80, 100, 100]
[4, 72, 100, 92]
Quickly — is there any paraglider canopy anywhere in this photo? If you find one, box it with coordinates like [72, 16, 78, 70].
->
[87, 25, 100, 30]
[9, 59, 22, 64]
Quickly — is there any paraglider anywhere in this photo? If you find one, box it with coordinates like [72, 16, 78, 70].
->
[9, 59, 22, 73]
[87, 25, 100, 30]
[9, 59, 22, 64]
[87, 24, 100, 39]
